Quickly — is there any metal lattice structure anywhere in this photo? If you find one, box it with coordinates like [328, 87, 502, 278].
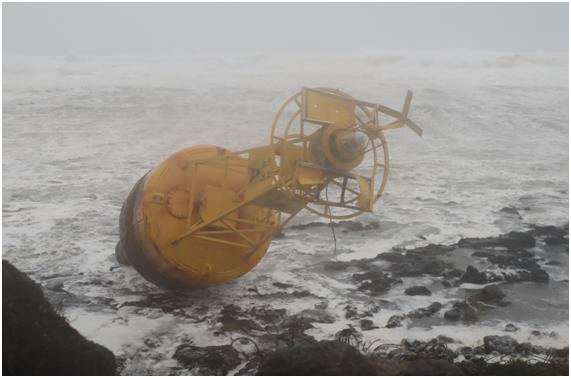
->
[116, 87, 422, 289]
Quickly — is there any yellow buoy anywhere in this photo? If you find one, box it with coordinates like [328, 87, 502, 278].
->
[116, 88, 422, 289]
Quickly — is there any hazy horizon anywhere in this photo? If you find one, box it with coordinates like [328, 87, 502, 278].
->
[3, 3, 569, 54]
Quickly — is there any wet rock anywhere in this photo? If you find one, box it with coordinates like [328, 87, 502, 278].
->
[546, 260, 562, 266]
[3, 260, 116, 375]
[470, 285, 506, 305]
[405, 286, 432, 296]
[272, 281, 292, 289]
[314, 300, 329, 310]
[531, 224, 569, 246]
[408, 302, 442, 319]
[360, 319, 379, 331]
[338, 220, 381, 231]
[386, 314, 406, 328]
[353, 271, 401, 295]
[451, 301, 479, 322]
[257, 340, 376, 375]
[504, 323, 519, 332]
[500, 206, 520, 216]
[460, 265, 489, 284]
[389, 338, 458, 362]
[529, 269, 550, 283]
[442, 280, 452, 288]
[376, 252, 405, 263]
[218, 304, 264, 332]
[516, 342, 545, 355]
[544, 236, 568, 246]
[322, 260, 352, 271]
[483, 335, 519, 354]
[531, 330, 558, 339]
[344, 304, 359, 319]
[173, 344, 240, 375]
[443, 268, 464, 279]
[444, 308, 461, 322]
[391, 253, 450, 277]
[296, 308, 335, 324]
[436, 335, 457, 344]
[459, 231, 535, 250]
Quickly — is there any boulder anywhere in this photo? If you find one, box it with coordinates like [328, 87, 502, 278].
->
[297, 308, 336, 324]
[405, 286, 432, 296]
[3, 260, 116, 375]
[408, 302, 442, 319]
[360, 319, 378, 331]
[386, 314, 406, 328]
[444, 309, 461, 322]
[471, 285, 506, 304]
[460, 265, 489, 284]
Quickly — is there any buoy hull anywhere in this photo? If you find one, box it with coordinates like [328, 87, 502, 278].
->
[117, 146, 276, 289]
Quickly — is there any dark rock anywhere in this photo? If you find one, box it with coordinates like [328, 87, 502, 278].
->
[272, 282, 292, 289]
[322, 260, 352, 271]
[436, 335, 457, 344]
[376, 246, 452, 277]
[444, 309, 461, 321]
[390, 338, 459, 362]
[442, 280, 452, 288]
[443, 268, 464, 279]
[504, 323, 519, 332]
[173, 344, 240, 375]
[460, 265, 489, 284]
[360, 319, 378, 331]
[546, 260, 562, 266]
[459, 231, 535, 250]
[408, 302, 442, 319]
[405, 286, 432, 296]
[397, 359, 463, 375]
[338, 220, 381, 231]
[515, 342, 546, 355]
[3, 260, 116, 375]
[451, 301, 479, 322]
[529, 269, 550, 283]
[344, 305, 359, 319]
[483, 335, 519, 354]
[219, 304, 264, 332]
[353, 271, 400, 295]
[386, 314, 406, 328]
[500, 206, 520, 216]
[376, 252, 405, 263]
[471, 285, 506, 304]
[544, 236, 568, 246]
[256, 340, 376, 375]
[297, 308, 336, 324]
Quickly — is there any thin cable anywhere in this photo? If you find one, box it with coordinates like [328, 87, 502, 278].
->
[325, 184, 337, 253]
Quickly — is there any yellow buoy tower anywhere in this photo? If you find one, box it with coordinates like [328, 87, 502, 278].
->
[116, 87, 422, 289]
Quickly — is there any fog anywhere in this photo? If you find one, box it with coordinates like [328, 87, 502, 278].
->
[3, 2, 568, 54]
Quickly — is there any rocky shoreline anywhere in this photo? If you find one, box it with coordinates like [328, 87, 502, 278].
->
[3, 223, 568, 375]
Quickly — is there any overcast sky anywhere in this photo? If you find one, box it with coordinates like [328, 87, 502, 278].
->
[3, 3, 568, 54]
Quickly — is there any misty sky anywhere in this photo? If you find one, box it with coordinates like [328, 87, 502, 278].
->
[3, 3, 569, 54]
